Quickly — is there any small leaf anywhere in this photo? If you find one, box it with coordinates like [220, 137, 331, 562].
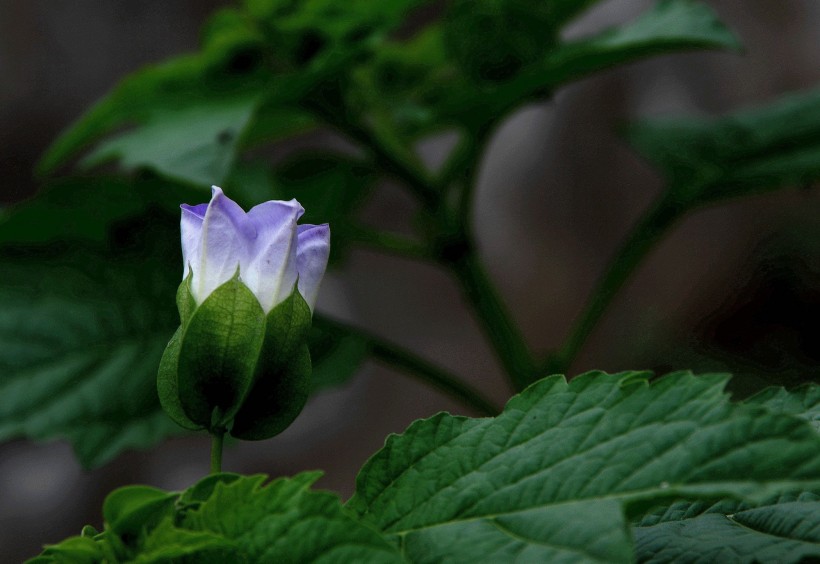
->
[28, 536, 105, 564]
[103, 486, 177, 537]
[180, 473, 403, 562]
[349, 371, 820, 563]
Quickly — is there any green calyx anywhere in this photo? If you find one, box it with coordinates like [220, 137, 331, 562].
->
[157, 274, 313, 440]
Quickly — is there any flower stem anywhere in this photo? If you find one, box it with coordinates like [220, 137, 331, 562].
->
[210, 431, 225, 474]
[315, 315, 501, 416]
[546, 196, 681, 375]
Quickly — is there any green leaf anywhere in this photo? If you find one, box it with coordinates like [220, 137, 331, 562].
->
[176, 275, 266, 429]
[627, 88, 820, 207]
[349, 371, 820, 563]
[0, 212, 184, 468]
[27, 536, 105, 564]
[33, 472, 402, 563]
[81, 93, 261, 187]
[179, 473, 403, 562]
[37, 8, 269, 183]
[103, 485, 177, 538]
[437, 0, 740, 130]
[634, 493, 820, 563]
[746, 383, 820, 432]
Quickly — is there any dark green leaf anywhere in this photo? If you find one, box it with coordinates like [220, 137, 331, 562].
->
[178, 473, 403, 562]
[628, 88, 820, 206]
[746, 383, 820, 432]
[634, 493, 820, 563]
[349, 371, 820, 563]
[0, 212, 184, 468]
[437, 0, 740, 130]
[34, 472, 404, 563]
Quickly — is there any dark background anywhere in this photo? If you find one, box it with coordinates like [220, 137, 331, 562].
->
[1, 1, 819, 560]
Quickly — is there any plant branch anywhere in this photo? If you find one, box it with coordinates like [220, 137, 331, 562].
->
[315, 315, 500, 416]
[210, 431, 224, 474]
[546, 195, 682, 375]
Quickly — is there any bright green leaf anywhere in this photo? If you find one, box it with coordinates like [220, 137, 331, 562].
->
[27, 536, 105, 564]
[349, 371, 820, 563]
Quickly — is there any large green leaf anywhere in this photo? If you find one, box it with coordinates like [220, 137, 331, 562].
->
[348, 371, 820, 563]
[31, 473, 404, 563]
[628, 88, 820, 206]
[0, 212, 183, 468]
[38, 12, 270, 181]
[634, 493, 820, 563]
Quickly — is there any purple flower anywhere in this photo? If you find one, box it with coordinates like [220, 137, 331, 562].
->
[180, 186, 330, 312]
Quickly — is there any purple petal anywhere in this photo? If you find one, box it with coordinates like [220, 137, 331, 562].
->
[193, 186, 253, 303]
[180, 204, 207, 279]
[295, 223, 330, 311]
[244, 199, 304, 312]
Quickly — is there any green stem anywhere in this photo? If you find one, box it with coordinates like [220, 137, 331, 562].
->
[315, 315, 500, 416]
[313, 100, 533, 393]
[546, 196, 681, 375]
[450, 251, 536, 391]
[210, 431, 224, 474]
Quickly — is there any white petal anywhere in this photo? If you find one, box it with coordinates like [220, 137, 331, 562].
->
[194, 186, 253, 303]
[180, 203, 206, 279]
[244, 199, 304, 312]
[295, 223, 330, 311]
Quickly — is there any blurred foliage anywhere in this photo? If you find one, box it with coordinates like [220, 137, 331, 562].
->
[2, 0, 819, 471]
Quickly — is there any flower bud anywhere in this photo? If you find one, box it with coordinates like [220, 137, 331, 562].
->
[158, 186, 330, 439]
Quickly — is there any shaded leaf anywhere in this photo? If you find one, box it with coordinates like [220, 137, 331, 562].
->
[634, 493, 820, 563]
[0, 212, 183, 468]
[437, 0, 740, 130]
[349, 371, 820, 563]
[628, 88, 820, 206]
